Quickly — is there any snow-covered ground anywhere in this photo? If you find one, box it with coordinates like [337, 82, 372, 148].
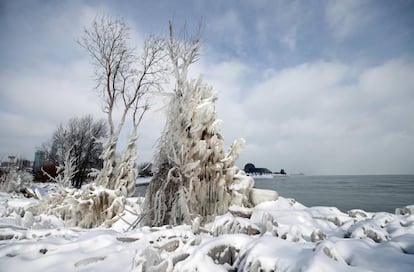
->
[1, 184, 413, 271]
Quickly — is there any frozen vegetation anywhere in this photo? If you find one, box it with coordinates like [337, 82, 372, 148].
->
[0, 181, 413, 271]
[144, 23, 254, 226]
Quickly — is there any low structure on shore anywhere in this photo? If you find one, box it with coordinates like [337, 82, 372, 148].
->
[244, 163, 286, 176]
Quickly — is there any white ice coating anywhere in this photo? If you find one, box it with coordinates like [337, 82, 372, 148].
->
[144, 76, 255, 226]
[143, 31, 254, 226]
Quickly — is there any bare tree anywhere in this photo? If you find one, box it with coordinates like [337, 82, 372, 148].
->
[79, 16, 166, 191]
[43, 115, 107, 188]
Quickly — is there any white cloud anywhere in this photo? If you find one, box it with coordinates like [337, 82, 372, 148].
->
[0, 1, 128, 160]
[193, 58, 414, 174]
[0, 59, 106, 158]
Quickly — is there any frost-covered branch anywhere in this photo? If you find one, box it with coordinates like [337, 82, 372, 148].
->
[41, 148, 78, 188]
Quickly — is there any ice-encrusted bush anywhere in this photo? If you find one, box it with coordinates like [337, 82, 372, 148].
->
[41, 183, 133, 228]
[42, 149, 77, 188]
[0, 170, 33, 195]
[40, 132, 140, 228]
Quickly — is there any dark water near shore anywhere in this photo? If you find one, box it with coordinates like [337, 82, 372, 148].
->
[136, 175, 414, 213]
[255, 175, 414, 213]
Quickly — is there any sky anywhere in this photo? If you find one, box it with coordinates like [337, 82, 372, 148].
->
[1, 0, 414, 175]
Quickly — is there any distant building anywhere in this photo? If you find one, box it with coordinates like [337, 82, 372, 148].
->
[19, 159, 33, 170]
[244, 163, 287, 176]
[33, 150, 45, 172]
[1, 156, 17, 169]
[0, 155, 32, 175]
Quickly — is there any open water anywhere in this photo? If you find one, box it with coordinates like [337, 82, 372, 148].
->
[255, 175, 414, 213]
[136, 175, 414, 214]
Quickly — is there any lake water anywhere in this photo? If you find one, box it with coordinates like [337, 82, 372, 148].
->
[255, 175, 414, 213]
[136, 175, 414, 214]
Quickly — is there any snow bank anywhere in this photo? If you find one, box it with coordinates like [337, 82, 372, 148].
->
[1, 188, 413, 271]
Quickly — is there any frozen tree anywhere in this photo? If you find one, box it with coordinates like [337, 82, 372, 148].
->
[38, 17, 166, 229]
[42, 115, 106, 188]
[143, 23, 254, 226]
[79, 16, 166, 193]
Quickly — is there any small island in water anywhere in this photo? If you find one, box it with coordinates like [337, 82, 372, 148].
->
[244, 163, 286, 177]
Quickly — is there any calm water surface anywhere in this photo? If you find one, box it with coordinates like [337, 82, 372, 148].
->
[136, 175, 414, 213]
[255, 175, 414, 213]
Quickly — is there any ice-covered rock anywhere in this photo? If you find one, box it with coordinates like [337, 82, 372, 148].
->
[395, 205, 414, 215]
[228, 205, 253, 218]
[210, 213, 260, 236]
[249, 188, 278, 206]
[345, 219, 390, 243]
[348, 209, 369, 219]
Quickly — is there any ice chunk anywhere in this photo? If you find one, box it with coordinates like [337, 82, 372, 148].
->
[249, 188, 278, 206]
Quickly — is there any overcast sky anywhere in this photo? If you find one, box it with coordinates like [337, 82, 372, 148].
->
[1, 0, 413, 175]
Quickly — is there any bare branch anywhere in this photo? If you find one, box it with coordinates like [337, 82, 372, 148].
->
[79, 15, 167, 189]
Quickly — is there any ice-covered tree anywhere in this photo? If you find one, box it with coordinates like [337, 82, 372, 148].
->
[79, 16, 166, 193]
[143, 23, 254, 226]
[37, 17, 166, 229]
[113, 131, 139, 197]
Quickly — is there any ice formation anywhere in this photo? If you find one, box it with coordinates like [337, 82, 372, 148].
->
[112, 131, 138, 197]
[42, 149, 78, 188]
[0, 170, 33, 195]
[144, 28, 254, 226]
